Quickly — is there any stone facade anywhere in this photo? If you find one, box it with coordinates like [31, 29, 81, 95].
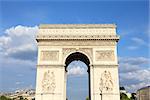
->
[35, 24, 120, 100]
[137, 86, 150, 100]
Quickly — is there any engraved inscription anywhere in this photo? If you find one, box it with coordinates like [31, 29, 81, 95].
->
[95, 50, 114, 61]
[40, 51, 59, 61]
[42, 70, 56, 93]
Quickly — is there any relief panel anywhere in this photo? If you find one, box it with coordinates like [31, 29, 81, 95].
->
[62, 48, 93, 63]
[40, 51, 59, 61]
[95, 50, 115, 61]
[42, 70, 56, 93]
[99, 70, 113, 92]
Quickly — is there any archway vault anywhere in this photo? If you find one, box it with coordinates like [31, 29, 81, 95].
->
[35, 24, 120, 100]
[65, 51, 91, 100]
[65, 52, 90, 67]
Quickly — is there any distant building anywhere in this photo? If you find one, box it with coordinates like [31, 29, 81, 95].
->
[4, 89, 36, 100]
[136, 86, 150, 100]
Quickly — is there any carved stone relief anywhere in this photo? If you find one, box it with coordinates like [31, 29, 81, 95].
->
[79, 48, 93, 62]
[38, 40, 116, 46]
[95, 50, 114, 61]
[42, 70, 56, 93]
[40, 51, 59, 61]
[62, 48, 76, 58]
[99, 70, 113, 92]
[62, 48, 93, 63]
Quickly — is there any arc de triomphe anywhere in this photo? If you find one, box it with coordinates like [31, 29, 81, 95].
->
[35, 24, 120, 100]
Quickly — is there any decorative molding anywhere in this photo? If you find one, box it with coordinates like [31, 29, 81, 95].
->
[62, 48, 93, 63]
[36, 35, 119, 41]
[39, 24, 116, 29]
[92, 65, 118, 68]
[79, 48, 93, 62]
[37, 24, 120, 42]
[95, 50, 115, 61]
[42, 70, 56, 93]
[99, 70, 113, 92]
[62, 48, 76, 58]
[40, 51, 59, 61]
[37, 64, 64, 68]
[38, 40, 117, 46]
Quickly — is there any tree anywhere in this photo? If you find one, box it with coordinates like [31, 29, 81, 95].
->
[130, 93, 136, 100]
[86, 97, 89, 100]
[120, 93, 130, 100]
[0, 95, 12, 100]
[120, 87, 125, 90]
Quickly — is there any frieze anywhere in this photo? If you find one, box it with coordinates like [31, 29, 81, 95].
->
[40, 51, 59, 61]
[38, 40, 116, 46]
[36, 35, 119, 41]
[95, 50, 115, 61]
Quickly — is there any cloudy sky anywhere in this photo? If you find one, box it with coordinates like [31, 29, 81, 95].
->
[0, 0, 149, 99]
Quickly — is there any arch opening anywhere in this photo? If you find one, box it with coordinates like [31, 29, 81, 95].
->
[65, 52, 90, 72]
[65, 52, 91, 100]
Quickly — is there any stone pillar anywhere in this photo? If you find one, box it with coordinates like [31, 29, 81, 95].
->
[92, 65, 120, 100]
[90, 64, 94, 100]
[35, 65, 65, 100]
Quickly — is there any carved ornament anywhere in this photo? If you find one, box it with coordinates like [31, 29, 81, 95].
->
[99, 70, 113, 92]
[40, 51, 59, 61]
[38, 40, 116, 46]
[95, 50, 114, 61]
[42, 70, 56, 93]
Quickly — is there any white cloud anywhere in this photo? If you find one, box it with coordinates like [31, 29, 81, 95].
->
[119, 57, 150, 92]
[127, 46, 139, 50]
[120, 69, 150, 81]
[0, 25, 38, 60]
[131, 37, 146, 45]
[125, 82, 150, 92]
[127, 37, 148, 50]
[67, 66, 86, 76]
[15, 81, 24, 85]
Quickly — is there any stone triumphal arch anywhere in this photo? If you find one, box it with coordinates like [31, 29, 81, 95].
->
[35, 24, 120, 100]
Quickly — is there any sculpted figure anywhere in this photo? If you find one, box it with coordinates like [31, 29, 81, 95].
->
[42, 70, 56, 93]
[99, 70, 113, 92]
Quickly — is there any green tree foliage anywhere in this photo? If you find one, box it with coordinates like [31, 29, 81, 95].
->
[120, 93, 130, 100]
[0, 95, 12, 100]
[120, 87, 125, 90]
[130, 93, 136, 100]
[86, 97, 89, 100]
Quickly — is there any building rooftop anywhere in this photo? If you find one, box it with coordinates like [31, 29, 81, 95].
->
[137, 86, 150, 91]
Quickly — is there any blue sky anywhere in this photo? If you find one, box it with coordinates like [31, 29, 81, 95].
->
[0, 0, 149, 99]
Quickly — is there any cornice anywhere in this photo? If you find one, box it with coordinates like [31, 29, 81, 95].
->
[36, 35, 120, 42]
[39, 24, 116, 29]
